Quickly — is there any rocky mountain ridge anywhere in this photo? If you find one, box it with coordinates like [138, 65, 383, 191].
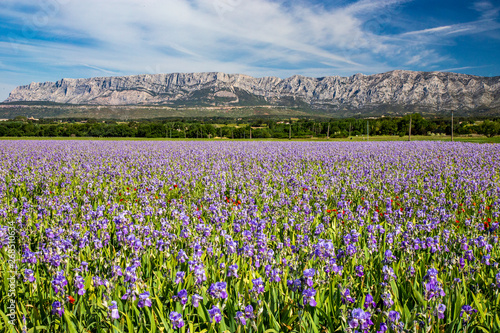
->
[5, 70, 500, 114]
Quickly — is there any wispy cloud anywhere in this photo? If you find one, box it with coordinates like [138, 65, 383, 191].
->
[473, 1, 500, 19]
[0, 0, 499, 101]
[401, 20, 499, 38]
[0, 0, 406, 84]
[401, 0, 500, 39]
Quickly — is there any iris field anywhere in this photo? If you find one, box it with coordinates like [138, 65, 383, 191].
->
[0, 141, 499, 333]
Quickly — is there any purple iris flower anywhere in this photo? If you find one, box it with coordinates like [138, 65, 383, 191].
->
[435, 303, 446, 319]
[177, 249, 188, 263]
[287, 279, 302, 292]
[355, 265, 364, 277]
[192, 294, 203, 307]
[364, 294, 376, 309]
[208, 306, 222, 323]
[381, 292, 393, 308]
[121, 288, 136, 301]
[303, 268, 315, 287]
[341, 288, 355, 304]
[303, 288, 317, 306]
[208, 282, 228, 299]
[460, 305, 477, 318]
[193, 264, 207, 285]
[244, 305, 254, 319]
[383, 265, 396, 281]
[51, 301, 64, 317]
[175, 271, 185, 285]
[423, 268, 445, 300]
[138, 292, 152, 308]
[384, 249, 396, 263]
[173, 289, 188, 305]
[270, 269, 281, 282]
[348, 308, 373, 331]
[379, 322, 388, 332]
[388, 310, 400, 322]
[74, 275, 85, 295]
[251, 278, 265, 295]
[227, 264, 239, 278]
[235, 311, 246, 325]
[169, 311, 185, 329]
[24, 269, 35, 283]
[109, 301, 120, 319]
[51, 270, 68, 295]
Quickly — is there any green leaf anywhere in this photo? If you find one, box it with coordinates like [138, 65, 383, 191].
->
[412, 283, 425, 306]
[122, 312, 134, 333]
[63, 312, 78, 333]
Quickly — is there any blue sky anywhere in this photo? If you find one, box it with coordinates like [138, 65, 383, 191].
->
[0, 0, 499, 101]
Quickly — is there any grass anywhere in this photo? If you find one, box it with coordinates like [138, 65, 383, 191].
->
[0, 135, 498, 143]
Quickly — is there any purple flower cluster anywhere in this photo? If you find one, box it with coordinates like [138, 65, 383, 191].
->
[348, 308, 373, 332]
[3, 141, 500, 331]
[208, 282, 228, 299]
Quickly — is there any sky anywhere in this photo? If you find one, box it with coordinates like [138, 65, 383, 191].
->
[0, 0, 499, 101]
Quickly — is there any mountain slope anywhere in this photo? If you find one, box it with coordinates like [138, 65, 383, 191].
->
[5, 70, 500, 115]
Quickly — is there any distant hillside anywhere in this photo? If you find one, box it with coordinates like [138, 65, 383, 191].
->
[4, 70, 500, 118]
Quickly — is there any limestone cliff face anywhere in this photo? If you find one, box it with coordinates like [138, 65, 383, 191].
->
[5, 70, 500, 112]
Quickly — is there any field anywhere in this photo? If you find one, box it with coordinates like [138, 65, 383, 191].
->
[0, 141, 499, 333]
[0, 135, 499, 144]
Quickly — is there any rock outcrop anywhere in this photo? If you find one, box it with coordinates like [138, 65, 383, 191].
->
[5, 70, 500, 113]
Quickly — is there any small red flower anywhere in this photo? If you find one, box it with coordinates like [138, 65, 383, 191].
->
[68, 296, 75, 304]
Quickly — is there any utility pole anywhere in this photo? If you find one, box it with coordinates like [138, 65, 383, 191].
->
[367, 121, 369, 141]
[451, 111, 454, 142]
[327, 123, 330, 139]
[408, 114, 412, 141]
[250, 127, 252, 139]
[231, 129, 234, 139]
[289, 123, 292, 140]
[349, 123, 351, 138]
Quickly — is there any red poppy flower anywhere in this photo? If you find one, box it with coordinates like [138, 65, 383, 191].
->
[68, 296, 75, 304]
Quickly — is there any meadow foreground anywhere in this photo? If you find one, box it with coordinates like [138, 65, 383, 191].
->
[0, 141, 499, 333]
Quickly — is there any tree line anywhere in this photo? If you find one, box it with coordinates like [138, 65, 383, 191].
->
[1, 114, 499, 138]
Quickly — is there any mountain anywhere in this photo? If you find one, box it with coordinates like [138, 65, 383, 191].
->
[4, 70, 500, 117]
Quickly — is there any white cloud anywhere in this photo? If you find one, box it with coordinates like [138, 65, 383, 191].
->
[402, 26, 453, 36]
[0, 0, 411, 78]
[473, 1, 500, 20]
[0, 0, 498, 94]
